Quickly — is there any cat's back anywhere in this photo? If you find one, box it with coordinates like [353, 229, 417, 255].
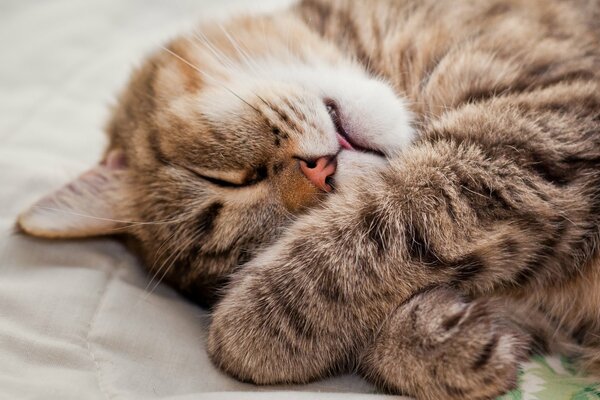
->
[296, 0, 600, 117]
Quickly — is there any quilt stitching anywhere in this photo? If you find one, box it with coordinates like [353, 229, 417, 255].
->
[84, 268, 116, 400]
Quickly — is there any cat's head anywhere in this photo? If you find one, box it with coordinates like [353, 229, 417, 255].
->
[17, 15, 413, 306]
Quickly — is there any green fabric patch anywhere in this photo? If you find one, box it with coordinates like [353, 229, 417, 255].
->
[498, 356, 600, 400]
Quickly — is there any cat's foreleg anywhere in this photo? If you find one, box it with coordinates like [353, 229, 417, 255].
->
[359, 287, 527, 400]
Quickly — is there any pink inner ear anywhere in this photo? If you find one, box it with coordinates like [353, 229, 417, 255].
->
[103, 149, 127, 170]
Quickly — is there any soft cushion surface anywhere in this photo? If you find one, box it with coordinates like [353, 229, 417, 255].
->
[1, 1, 598, 399]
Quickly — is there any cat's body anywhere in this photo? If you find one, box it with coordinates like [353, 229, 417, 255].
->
[17, 0, 600, 398]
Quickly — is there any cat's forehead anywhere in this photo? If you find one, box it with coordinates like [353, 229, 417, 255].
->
[152, 89, 330, 171]
[123, 48, 331, 166]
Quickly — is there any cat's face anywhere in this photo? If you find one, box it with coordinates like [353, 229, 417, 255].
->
[19, 16, 413, 306]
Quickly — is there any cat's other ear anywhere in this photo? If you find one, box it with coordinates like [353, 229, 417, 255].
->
[17, 150, 130, 239]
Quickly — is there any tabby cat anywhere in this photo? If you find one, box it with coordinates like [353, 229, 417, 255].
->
[17, 0, 600, 398]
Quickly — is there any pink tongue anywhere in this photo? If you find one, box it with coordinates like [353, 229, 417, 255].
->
[336, 133, 355, 150]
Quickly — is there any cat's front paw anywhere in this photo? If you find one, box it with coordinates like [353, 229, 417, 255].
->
[206, 259, 340, 385]
[361, 287, 527, 400]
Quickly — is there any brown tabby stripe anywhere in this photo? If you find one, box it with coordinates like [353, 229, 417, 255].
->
[272, 161, 285, 175]
[268, 103, 304, 134]
[442, 308, 467, 330]
[267, 280, 316, 340]
[442, 383, 469, 398]
[572, 319, 593, 345]
[404, 224, 443, 267]
[472, 334, 499, 370]
[529, 331, 550, 354]
[401, 219, 489, 283]
[281, 98, 306, 122]
[409, 304, 420, 331]
[265, 322, 302, 357]
[511, 224, 564, 287]
[196, 202, 223, 239]
[297, 0, 332, 35]
[360, 203, 389, 255]
[290, 239, 348, 303]
[147, 128, 170, 166]
[336, 8, 372, 69]
[180, 273, 229, 309]
[450, 254, 486, 282]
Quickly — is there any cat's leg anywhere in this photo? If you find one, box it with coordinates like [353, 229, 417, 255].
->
[359, 287, 527, 400]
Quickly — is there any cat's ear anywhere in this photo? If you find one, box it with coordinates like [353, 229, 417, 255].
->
[17, 150, 130, 239]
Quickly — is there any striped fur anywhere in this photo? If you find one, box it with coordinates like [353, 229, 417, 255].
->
[21, 0, 600, 398]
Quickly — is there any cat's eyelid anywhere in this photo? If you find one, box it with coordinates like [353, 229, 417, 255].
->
[177, 163, 262, 188]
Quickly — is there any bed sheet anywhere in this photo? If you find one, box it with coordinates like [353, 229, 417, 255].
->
[1, 1, 598, 399]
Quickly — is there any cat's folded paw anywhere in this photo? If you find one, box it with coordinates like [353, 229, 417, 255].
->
[361, 287, 527, 400]
[206, 265, 338, 385]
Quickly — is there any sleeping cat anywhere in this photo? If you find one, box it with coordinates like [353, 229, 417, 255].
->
[17, 0, 600, 398]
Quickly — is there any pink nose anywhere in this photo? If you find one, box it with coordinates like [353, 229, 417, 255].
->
[299, 156, 337, 192]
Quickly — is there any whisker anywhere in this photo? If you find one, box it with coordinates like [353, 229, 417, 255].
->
[29, 205, 187, 229]
[160, 45, 261, 114]
[254, 93, 271, 108]
[160, 45, 217, 83]
[145, 215, 193, 291]
[143, 238, 176, 293]
[144, 233, 198, 300]
[217, 24, 263, 74]
[188, 34, 264, 107]
[144, 202, 210, 298]
[137, 235, 188, 304]
[192, 29, 237, 70]
[143, 233, 181, 296]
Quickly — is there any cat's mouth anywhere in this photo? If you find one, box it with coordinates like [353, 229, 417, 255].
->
[325, 99, 385, 158]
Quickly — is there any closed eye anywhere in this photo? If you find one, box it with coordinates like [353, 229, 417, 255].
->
[179, 164, 268, 188]
[187, 169, 246, 187]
